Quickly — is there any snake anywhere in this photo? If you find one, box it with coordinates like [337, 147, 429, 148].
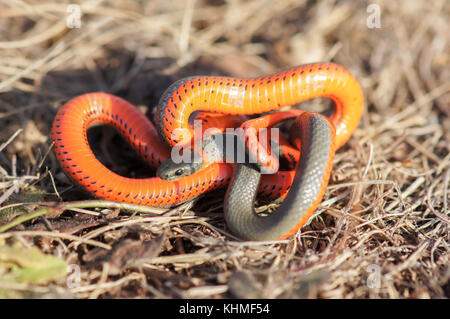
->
[51, 62, 363, 239]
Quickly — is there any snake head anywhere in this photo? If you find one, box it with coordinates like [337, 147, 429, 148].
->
[157, 157, 203, 181]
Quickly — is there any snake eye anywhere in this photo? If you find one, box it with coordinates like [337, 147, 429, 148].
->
[175, 168, 183, 176]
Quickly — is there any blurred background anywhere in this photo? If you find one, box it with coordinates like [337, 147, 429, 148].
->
[0, 0, 448, 299]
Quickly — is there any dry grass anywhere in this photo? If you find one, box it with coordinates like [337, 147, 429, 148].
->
[0, 0, 448, 299]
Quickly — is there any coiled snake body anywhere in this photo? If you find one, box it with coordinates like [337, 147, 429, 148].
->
[52, 62, 363, 240]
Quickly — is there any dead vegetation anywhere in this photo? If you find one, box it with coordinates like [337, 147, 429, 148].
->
[0, 0, 448, 298]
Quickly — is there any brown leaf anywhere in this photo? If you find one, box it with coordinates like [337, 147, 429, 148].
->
[85, 233, 166, 275]
[228, 271, 264, 299]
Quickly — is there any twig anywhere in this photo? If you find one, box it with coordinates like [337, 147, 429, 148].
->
[0, 129, 23, 153]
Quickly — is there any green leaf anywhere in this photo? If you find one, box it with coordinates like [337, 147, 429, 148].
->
[0, 243, 68, 285]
